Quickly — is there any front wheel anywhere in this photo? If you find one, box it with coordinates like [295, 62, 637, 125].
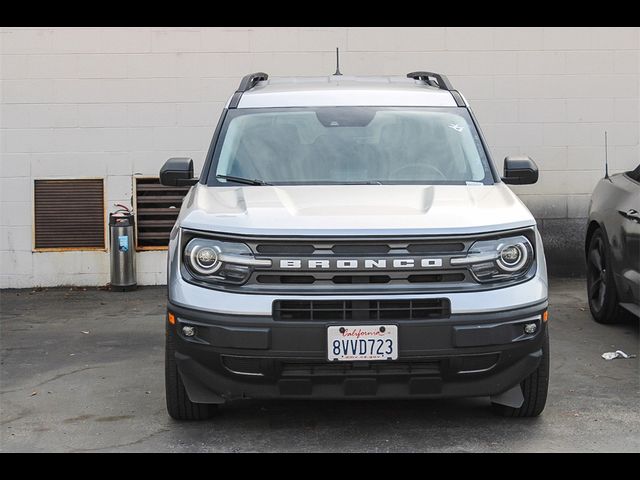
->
[165, 326, 217, 421]
[493, 329, 549, 417]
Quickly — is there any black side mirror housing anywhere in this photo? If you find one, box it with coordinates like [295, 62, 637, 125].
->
[502, 156, 539, 185]
[160, 158, 198, 186]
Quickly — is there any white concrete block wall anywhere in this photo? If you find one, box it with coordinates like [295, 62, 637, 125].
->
[0, 27, 638, 288]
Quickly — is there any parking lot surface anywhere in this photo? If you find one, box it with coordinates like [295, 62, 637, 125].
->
[0, 278, 638, 452]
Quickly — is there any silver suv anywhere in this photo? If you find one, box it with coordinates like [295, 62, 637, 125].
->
[160, 71, 549, 420]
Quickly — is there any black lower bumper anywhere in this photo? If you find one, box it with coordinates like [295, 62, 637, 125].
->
[167, 301, 548, 404]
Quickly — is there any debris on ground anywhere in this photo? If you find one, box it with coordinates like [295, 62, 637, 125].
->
[81, 331, 90, 335]
[30, 391, 37, 397]
[601, 350, 637, 360]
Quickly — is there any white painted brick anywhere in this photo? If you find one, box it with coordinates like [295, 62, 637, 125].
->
[76, 54, 128, 78]
[31, 152, 108, 177]
[126, 127, 154, 152]
[543, 27, 593, 50]
[445, 27, 494, 51]
[126, 53, 201, 78]
[449, 75, 493, 100]
[348, 27, 445, 52]
[566, 98, 614, 123]
[199, 77, 240, 102]
[126, 103, 177, 127]
[1, 104, 31, 128]
[106, 175, 133, 202]
[567, 195, 591, 218]
[0, 226, 32, 252]
[614, 51, 639, 74]
[106, 153, 132, 176]
[100, 28, 152, 54]
[137, 250, 167, 274]
[77, 103, 127, 127]
[201, 28, 251, 52]
[0, 201, 31, 227]
[176, 102, 222, 127]
[517, 51, 565, 75]
[51, 28, 103, 53]
[199, 53, 252, 77]
[151, 29, 201, 53]
[520, 146, 568, 171]
[28, 104, 78, 128]
[1, 29, 53, 54]
[565, 51, 614, 74]
[608, 122, 640, 146]
[132, 152, 165, 176]
[494, 27, 544, 51]
[0, 153, 30, 177]
[0, 274, 32, 288]
[79, 251, 109, 275]
[0, 177, 30, 202]
[518, 99, 566, 123]
[467, 51, 518, 75]
[559, 74, 638, 99]
[249, 27, 301, 52]
[613, 98, 639, 122]
[26, 54, 77, 78]
[484, 123, 543, 148]
[48, 127, 129, 153]
[152, 126, 211, 151]
[567, 146, 606, 171]
[1, 54, 29, 79]
[470, 100, 518, 124]
[0, 251, 32, 275]
[591, 27, 639, 50]
[251, 52, 328, 76]
[2, 79, 55, 103]
[492, 76, 519, 99]
[298, 28, 347, 52]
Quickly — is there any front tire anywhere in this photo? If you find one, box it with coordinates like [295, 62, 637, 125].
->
[586, 228, 626, 324]
[165, 326, 217, 421]
[493, 329, 549, 418]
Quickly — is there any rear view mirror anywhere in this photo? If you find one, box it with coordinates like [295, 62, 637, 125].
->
[160, 158, 198, 187]
[502, 156, 539, 185]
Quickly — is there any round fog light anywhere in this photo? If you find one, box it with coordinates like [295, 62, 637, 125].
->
[523, 323, 537, 335]
[182, 326, 196, 337]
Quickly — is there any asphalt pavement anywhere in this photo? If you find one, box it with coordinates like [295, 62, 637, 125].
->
[0, 278, 638, 452]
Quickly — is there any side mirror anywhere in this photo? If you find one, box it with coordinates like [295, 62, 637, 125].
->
[502, 156, 539, 185]
[160, 158, 197, 187]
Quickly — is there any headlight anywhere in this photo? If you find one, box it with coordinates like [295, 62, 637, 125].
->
[451, 235, 534, 282]
[183, 237, 271, 285]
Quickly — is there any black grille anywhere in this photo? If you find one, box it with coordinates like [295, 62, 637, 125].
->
[280, 361, 440, 377]
[273, 299, 450, 322]
[258, 273, 464, 285]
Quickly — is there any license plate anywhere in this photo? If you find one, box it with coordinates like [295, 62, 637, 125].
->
[327, 325, 398, 361]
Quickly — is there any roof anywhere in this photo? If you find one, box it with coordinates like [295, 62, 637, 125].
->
[232, 75, 459, 108]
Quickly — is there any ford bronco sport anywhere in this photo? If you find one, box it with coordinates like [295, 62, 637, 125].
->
[160, 71, 549, 420]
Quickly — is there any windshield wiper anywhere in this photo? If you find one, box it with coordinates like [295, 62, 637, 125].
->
[216, 175, 271, 186]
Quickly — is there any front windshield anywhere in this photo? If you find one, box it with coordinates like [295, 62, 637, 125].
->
[209, 107, 493, 185]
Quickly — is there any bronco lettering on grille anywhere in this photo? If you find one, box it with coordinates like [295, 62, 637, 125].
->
[278, 258, 443, 270]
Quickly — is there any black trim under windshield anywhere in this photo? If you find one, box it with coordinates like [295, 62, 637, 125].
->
[205, 106, 498, 187]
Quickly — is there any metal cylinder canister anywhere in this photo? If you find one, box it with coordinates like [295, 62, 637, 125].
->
[109, 212, 137, 291]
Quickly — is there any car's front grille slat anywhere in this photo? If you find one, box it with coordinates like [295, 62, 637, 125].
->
[273, 299, 450, 322]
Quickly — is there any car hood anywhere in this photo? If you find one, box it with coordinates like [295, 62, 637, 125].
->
[178, 183, 536, 236]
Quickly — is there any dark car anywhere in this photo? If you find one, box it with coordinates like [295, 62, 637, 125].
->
[585, 164, 640, 323]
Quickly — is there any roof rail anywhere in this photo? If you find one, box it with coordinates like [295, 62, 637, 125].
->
[229, 72, 269, 109]
[407, 71, 465, 107]
[406, 71, 453, 91]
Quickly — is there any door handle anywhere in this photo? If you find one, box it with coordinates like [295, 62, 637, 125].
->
[618, 209, 640, 222]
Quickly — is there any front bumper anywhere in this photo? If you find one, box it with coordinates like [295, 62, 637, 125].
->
[168, 300, 548, 404]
